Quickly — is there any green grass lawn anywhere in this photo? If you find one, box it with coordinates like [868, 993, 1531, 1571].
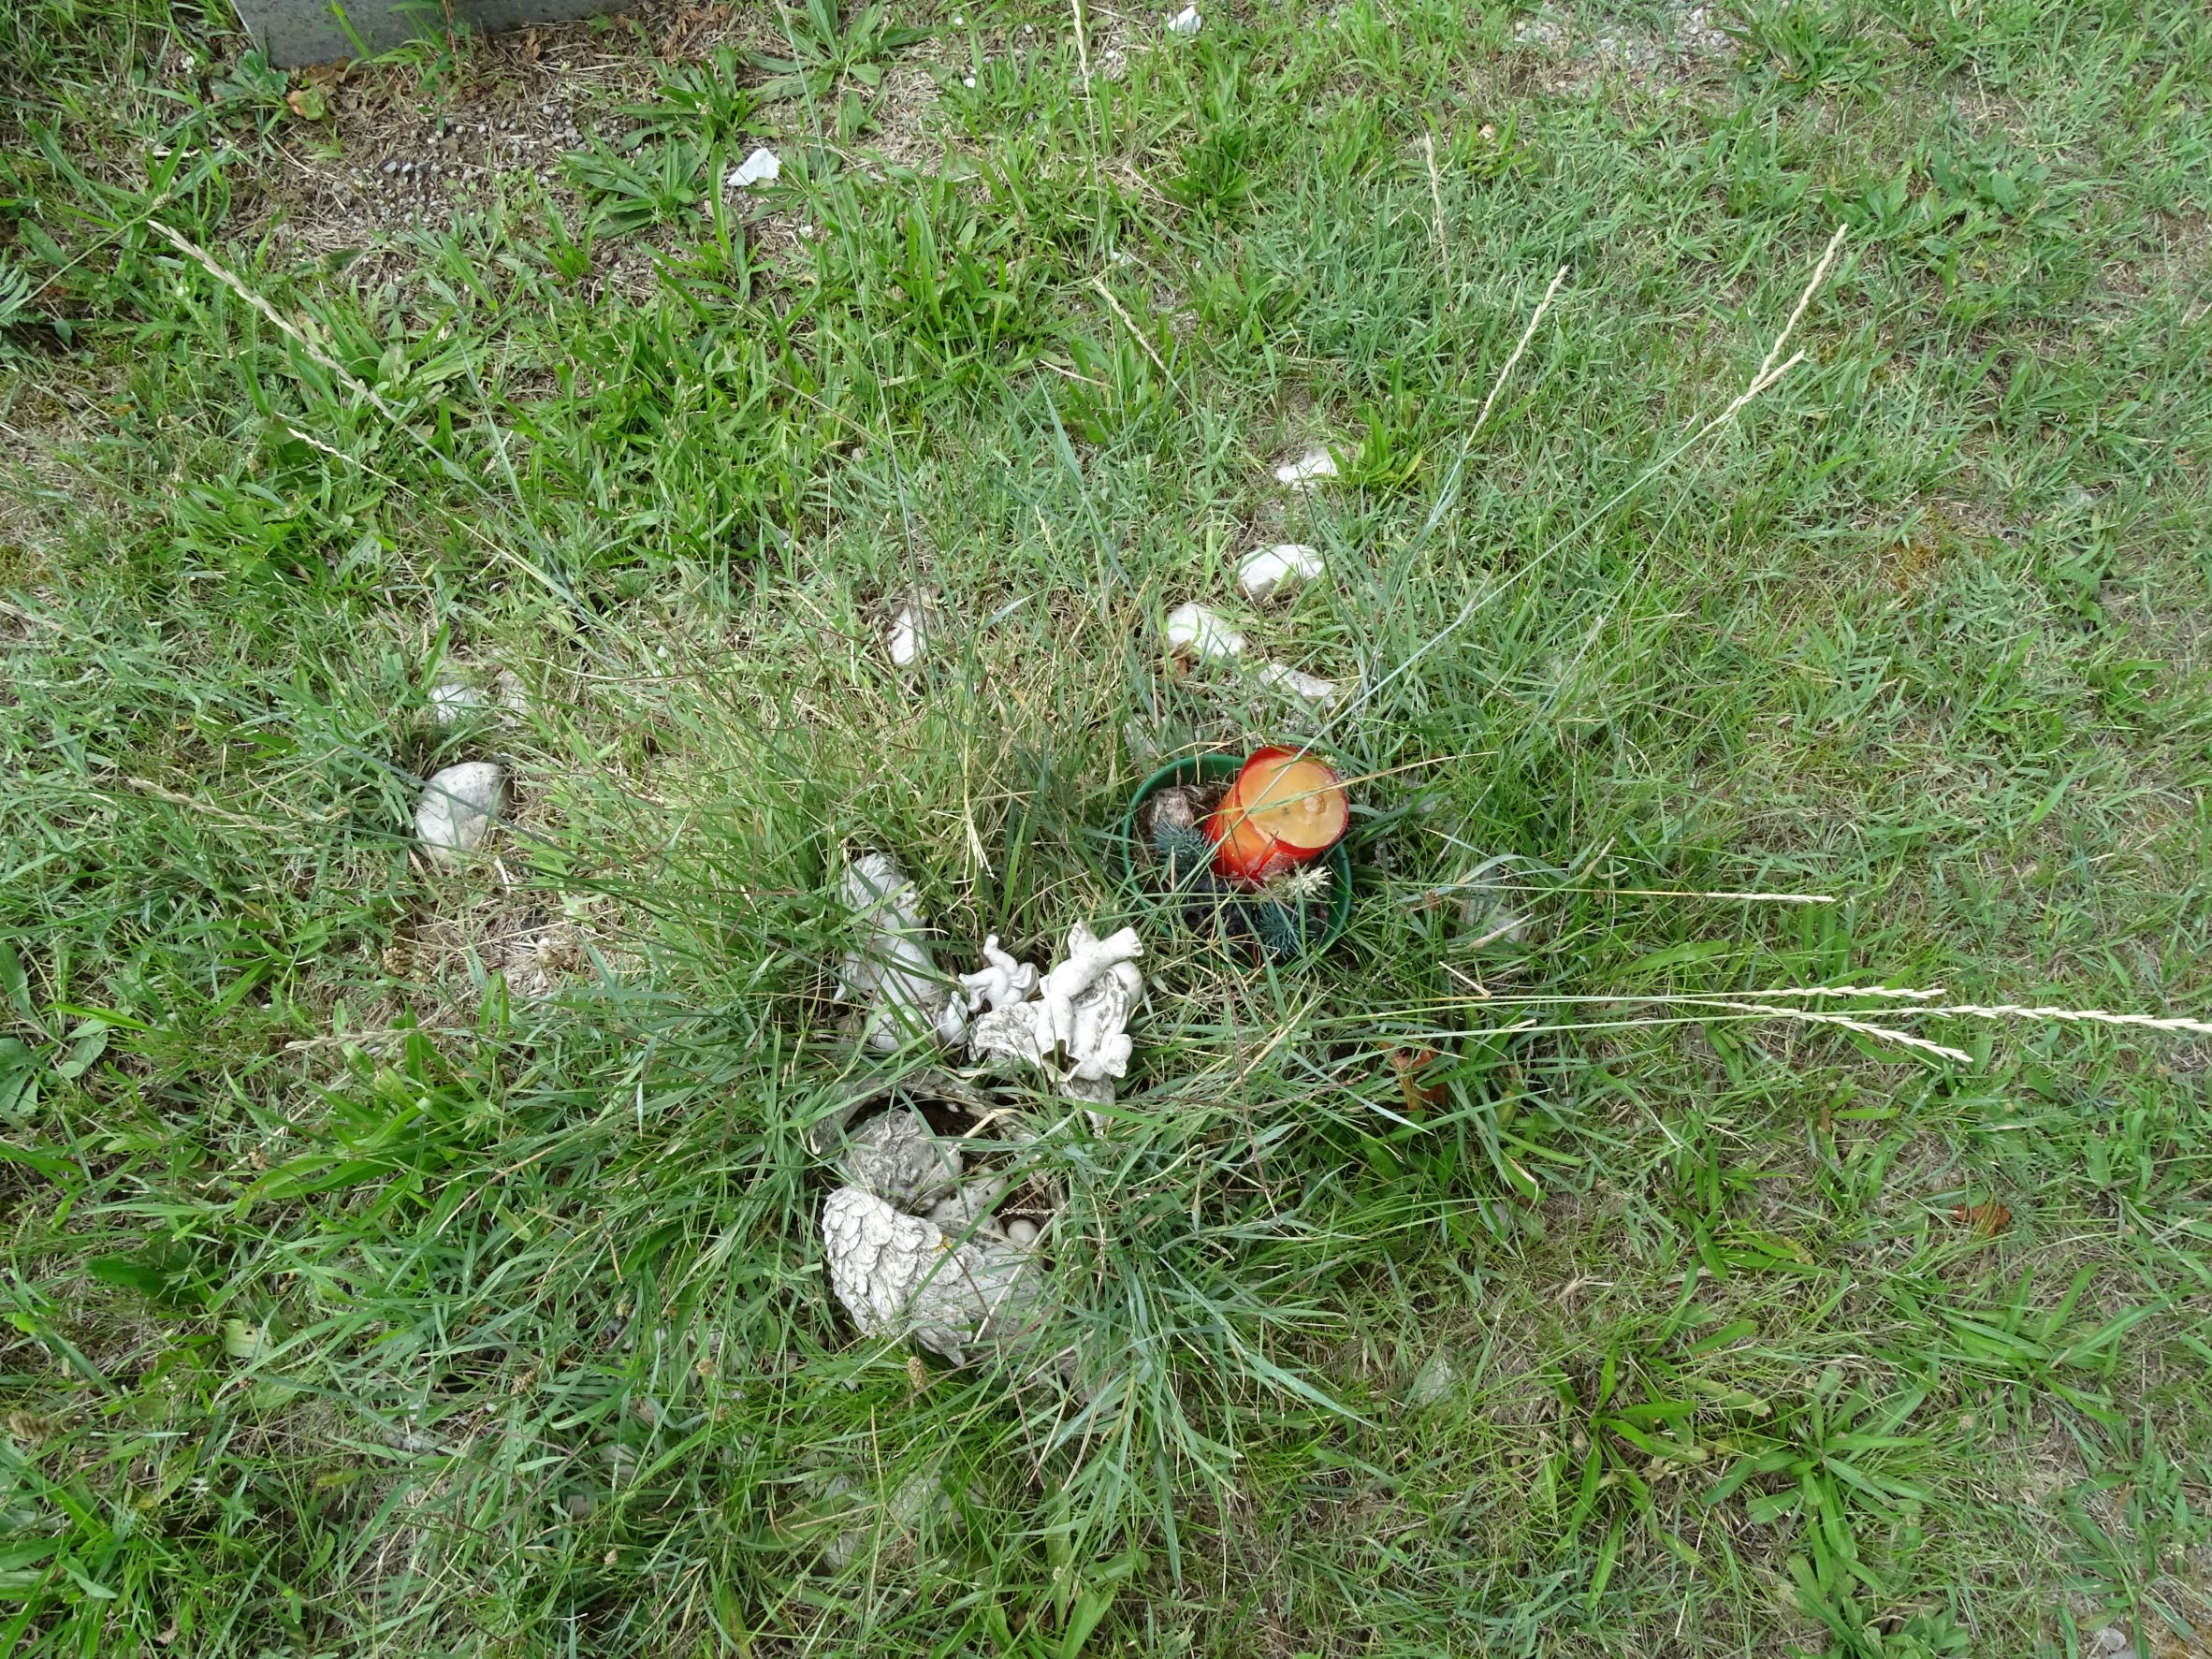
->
[4, 0, 2211, 1651]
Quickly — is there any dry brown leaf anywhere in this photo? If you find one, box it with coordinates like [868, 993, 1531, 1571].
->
[1389, 1047, 1450, 1118]
[1953, 1201, 2011, 1239]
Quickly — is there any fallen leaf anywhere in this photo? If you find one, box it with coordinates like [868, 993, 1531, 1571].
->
[284, 84, 327, 120]
[1388, 1047, 1450, 1117]
[1954, 1201, 2011, 1239]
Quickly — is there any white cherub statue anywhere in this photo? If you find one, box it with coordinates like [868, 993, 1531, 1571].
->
[966, 924, 1143, 1107]
[958, 934, 1041, 1013]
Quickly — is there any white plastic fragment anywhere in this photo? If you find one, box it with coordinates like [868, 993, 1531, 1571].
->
[414, 761, 505, 865]
[1167, 6, 1201, 34]
[1163, 602, 1247, 662]
[837, 852, 968, 1051]
[888, 594, 929, 669]
[1237, 543, 1326, 603]
[726, 147, 780, 189]
[1257, 662, 1343, 706]
[1273, 446, 1340, 489]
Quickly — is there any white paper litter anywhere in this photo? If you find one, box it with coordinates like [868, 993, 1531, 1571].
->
[725, 147, 780, 189]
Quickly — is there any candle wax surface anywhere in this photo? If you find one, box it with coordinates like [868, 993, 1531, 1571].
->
[1235, 754, 1347, 848]
[1209, 748, 1349, 884]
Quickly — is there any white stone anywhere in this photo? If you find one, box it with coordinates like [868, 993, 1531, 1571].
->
[415, 762, 504, 865]
[888, 594, 928, 669]
[1163, 602, 1246, 662]
[1273, 446, 1339, 489]
[1167, 6, 1201, 34]
[1237, 543, 1325, 603]
[428, 681, 486, 724]
[430, 672, 527, 722]
[822, 1187, 1042, 1364]
[726, 147, 779, 189]
[1408, 1348, 1460, 1408]
[1004, 1218, 1040, 1247]
[1258, 662, 1343, 706]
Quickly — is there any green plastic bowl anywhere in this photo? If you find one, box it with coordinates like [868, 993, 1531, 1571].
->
[1115, 751, 1354, 958]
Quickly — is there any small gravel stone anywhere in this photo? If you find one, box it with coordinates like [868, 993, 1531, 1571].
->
[1257, 662, 1342, 706]
[1162, 602, 1246, 662]
[1273, 446, 1340, 489]
[415, 761, 506, 865]
[887, 594, 929, 669]
[1237, 543, 1325, 603]
[1004, 1218, 1039, 1247]
[1408, 1348, 1460, 1407]
[429, 681, 487, 724]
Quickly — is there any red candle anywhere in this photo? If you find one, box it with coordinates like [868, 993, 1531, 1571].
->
[1207, 747, 1349, 885]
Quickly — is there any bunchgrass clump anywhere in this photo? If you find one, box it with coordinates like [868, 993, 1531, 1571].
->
[4, 0, 2212, 1652]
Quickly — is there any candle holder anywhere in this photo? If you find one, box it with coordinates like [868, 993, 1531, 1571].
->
[1116, 750, 1354, 961]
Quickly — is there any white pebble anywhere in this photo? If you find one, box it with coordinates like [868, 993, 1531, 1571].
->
[428, 681, 487, 724]
[1237, 543, 1325, 603]
[1273, 446, 1339, 489]
[1258, 662, 1342, 706]
[725, 146, 779, 189]
[1167, 6, 1202, 34]
[415, 762, 506, 865]
[962, 76, 977, 87]
[952, 10, 965, 22]
[1005, 1218, 1039, 1247]
[1163, 602, 1246, 662]
[887, 595, 929, 669]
